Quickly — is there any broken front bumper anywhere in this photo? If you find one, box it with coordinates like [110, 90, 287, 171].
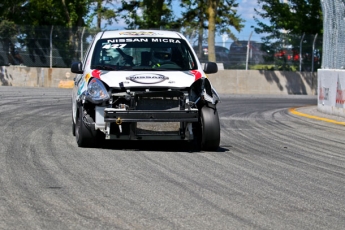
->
[102, 108, 199, 140]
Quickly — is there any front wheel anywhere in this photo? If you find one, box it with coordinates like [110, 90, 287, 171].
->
[75, 106, 97, 147]
[198, 106, 220, 151]
[72, 115, 76, 136]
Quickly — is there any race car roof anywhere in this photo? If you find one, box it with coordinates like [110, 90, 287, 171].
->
[100, 30, 183, 39]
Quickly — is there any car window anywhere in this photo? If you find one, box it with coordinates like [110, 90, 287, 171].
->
[230, 42, 246, 48]
[91, 37, 197, 71]
[216, 47, 230, 54]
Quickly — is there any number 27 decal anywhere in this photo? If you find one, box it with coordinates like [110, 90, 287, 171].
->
[102, 44, 127, 49]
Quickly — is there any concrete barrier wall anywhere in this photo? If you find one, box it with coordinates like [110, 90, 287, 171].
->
[0, 66, 74, 88]
[3, 65, 344, 118]
[207, 70, 317, 95]
[1, 66, 318, 95]
[317, 69, 345, 118]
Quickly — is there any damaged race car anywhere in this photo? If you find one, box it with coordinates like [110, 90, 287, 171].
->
[71, 30, 221, 151]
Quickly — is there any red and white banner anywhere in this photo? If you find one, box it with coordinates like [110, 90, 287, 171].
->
[318, 69, 345, 115]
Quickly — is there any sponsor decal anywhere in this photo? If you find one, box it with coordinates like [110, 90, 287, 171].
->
[91, 69, 101, 79]
[319, 87, 329, 101]
[103, 43, 127, 49]
[127, 73, 168, 84]
[151, 38, 181, 43]
[336, 76, 345, 106]
[190, 70, 202, 81]
[85, 73, 91, 82]
[105, 38, 181, 44]
[78, 81, 85, 95]
[119, 31, 160, 36]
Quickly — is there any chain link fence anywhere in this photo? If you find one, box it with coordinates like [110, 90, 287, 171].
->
[188, 32, 322, 71]
[321, 0, 345, 69]
[0, 25, 100, 68]
[0, 25, 322, 71]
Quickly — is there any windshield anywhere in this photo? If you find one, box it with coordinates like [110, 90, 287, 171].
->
[91, 37, 197, 71]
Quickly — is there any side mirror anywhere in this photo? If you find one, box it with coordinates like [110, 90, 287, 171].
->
[203, 62, 218, 74]
[71, 62, 83, 74]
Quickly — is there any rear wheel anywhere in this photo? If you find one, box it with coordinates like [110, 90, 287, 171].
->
[199, 105, 220, 151]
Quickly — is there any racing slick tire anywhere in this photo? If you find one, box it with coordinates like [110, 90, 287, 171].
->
[75, 106, 98, 147]
[199, 105, 220, 151]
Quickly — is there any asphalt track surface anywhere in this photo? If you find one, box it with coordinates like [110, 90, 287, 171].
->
[0, 87, 344, 230]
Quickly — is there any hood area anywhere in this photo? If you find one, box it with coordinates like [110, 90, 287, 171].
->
[91, 70, 203, 89]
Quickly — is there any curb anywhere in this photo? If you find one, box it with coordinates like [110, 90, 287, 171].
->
[289, 107, 345, 126]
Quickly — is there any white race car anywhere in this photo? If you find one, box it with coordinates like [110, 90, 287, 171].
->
[71, 30, 220, 151]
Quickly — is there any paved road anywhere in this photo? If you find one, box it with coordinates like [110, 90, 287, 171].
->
[0, 87, 344, 230]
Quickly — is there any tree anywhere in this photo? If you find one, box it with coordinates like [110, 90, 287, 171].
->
[207, 0, 217, 62]
[254, 0, 323, 49]
[0, 20, 19, 65]
[86, 0, 118, 29]
[179, 1, 208, 60]
[253, 0, 323, 67]
[0, 1, 25, 25]
[180, 0, 244, 62]
[0, 0, 91, 27]
[118, 0, 179, 29]
[0, 0, 95, 66]
[254, 0, 322, 36]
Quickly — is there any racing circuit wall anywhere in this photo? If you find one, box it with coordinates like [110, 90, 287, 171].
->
[318, 69, 345, 117]
[316, 0, 345, 118]
[1, 65, 317, 95]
